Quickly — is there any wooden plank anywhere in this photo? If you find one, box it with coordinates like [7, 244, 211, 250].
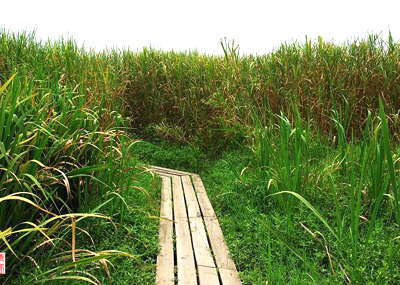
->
[191, 175, 216, 218]
[203, 217, 238, 272]
[160, 176, 173, 219]
[151, 165, 192, 175]
[189, 217, 216, 267]
[155, 169, 241, 284]
[152, 170, 180, 177]
[176, 217, 197, 285]
[156, 219, 175, 285]
[198, 266, 220, 285]
[172, 176, 187, 219]
[219, 268, 241, 285]
[173, 175, 197, 284]
[155, 172, 176, 178]
[172, 176, 187, 218]
[191, 175, 241, 284]
[151, 165, 194, 176]
[182, 176, 201, 218]
[156, 177, 174, 285]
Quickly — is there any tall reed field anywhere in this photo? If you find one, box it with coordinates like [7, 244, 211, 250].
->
[0, 30, 159, 284]
[1, 29, 400, 283]
[232, 99, 399, 283]
[2, 31, 399, 148]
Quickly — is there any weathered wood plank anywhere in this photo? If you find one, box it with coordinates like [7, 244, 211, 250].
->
[203, 217, 238, 272]
[176, 217, 197, 285]
[198, 266, 220, 285]
[156, 176, 174, 285]
[191, 174, 216, 218]
[160, 176, 173, 219]
[152, 170, 180, 177]
[172, 176, 187, 218]
[189, 217, 216, 268]
[156, 219, 175, 285]
[182, 175, 201, 218]
[173, 175, 197, 284]
[154, 168, 241, 285]
[151, 165, 194, 176]
[155, 172, 176, 178]
[219, 268, 242, 285]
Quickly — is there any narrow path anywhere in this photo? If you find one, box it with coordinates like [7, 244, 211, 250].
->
[151, 166, 242, 285]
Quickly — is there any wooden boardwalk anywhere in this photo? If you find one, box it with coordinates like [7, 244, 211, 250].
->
[151, 166, 241, 285]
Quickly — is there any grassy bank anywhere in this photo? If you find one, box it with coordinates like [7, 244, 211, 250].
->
[1, 29, 399, 284]
[133, 119, 400, 283]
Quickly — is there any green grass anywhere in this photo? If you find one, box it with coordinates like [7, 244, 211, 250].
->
[1, 28, 399, 284]
[130, 139, 206, 173]
[132, 135, 399, 283]
[199, 144, 399, 284]
[0, 30, 159, 284]
[2, 30, 399, 151]
[10, 169, 160, 284]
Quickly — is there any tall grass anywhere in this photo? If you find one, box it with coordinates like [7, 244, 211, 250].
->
[245, 102, 400, 282]
[2, 31, 399, 149]
[120, 35, 400, 146]
[1, 28, 399, 283]
[0, 30, 149, 283]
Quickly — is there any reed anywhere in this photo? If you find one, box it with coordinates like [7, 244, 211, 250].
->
[1, 28, 399, 283]
[247, 104, 399, 282]
[3, 31, 399, 149]
[0, 31, 150, 283]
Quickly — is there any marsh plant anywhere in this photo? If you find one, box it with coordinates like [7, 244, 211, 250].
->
[0, 32, 154, 283]
[1, 29, 399, 283]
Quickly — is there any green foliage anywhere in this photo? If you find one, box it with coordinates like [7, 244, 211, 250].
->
[0, 30, 157, 284]
[1, 28, 400, 284]
[200, 144, 399, 284]
[240, 104, 400, 283]
[2, 30, 399, 151]
[131, 139, 206, 174]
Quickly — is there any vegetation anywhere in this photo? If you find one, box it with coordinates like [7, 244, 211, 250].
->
[0, 30, 159, 284]
[1, 29, 399, 284]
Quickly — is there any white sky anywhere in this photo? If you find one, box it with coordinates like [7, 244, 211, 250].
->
[1, 0, 399, 55]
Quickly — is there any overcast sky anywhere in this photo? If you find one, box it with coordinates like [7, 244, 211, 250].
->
[1, 0, 399, 55]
